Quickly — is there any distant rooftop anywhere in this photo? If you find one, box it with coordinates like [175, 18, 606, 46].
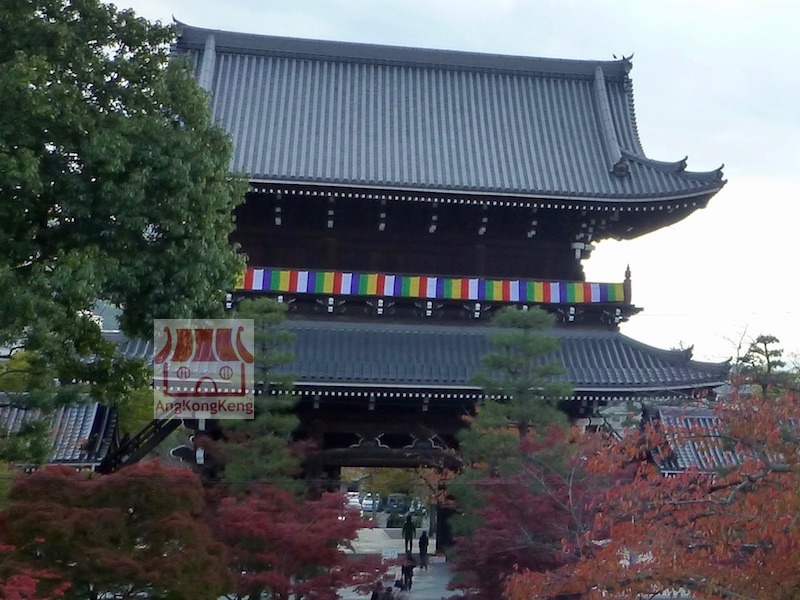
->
[0, 400, 116, 467]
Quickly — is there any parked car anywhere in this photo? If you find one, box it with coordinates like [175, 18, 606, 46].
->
[409, 497, 427, 516]
[346, 491, 362, 509]
[339, 491, 363, 521]
[361, 492, 381, 512]
[386, 493, 409, 513]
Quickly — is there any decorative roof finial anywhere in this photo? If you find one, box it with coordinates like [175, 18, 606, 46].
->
[623, 265, 632, 304]
[622, 54, 634, 74]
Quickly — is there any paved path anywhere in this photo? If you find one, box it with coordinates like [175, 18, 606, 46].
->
[340, 526, 455, 600]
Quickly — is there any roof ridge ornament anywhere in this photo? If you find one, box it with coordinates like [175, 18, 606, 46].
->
[624, 265, 632, 304]
[612, 158, 630, 177]
[622, 54, 634, 74]
[593, 67, 629, 177]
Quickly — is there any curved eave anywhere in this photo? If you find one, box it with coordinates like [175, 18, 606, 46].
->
[249, 177, 725, 206]
[292, 381, 728, 394]
[572, 382, 727, 393]
[293, 381, 483, 391]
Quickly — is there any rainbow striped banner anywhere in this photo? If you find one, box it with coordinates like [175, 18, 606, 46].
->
[239, 268, 627, 304]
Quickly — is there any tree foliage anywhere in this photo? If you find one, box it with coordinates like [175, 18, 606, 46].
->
[451, 307, 573, 535]
[469, 307, 572, 444]
[740, 334, 791, 397]
[199, 299, 302, 491]
[0, 461, 394, 600]
[0, 542, 69, 600]
[0, 0, 244, 413]
[506, 393, 800, 600]
[0, 461, 229, 600]
[0, 352, 35, 394]
[449, 426, 614, 600]
[215, 485, 385, 600]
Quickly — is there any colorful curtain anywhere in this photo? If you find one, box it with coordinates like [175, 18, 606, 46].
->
[238, 268, 625, 303]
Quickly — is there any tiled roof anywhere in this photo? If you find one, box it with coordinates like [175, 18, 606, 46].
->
[109, 321, 729, 394]
[647, 407, 740, 474]
[174, 23, 724, 202]
[0, 401, 116, 466]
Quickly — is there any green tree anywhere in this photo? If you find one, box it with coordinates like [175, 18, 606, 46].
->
[452, 307, 573, 534]
[467, 307, 572, 450]
[741, 334, 788, 398]
[202, 299, 301, 492]
[0, 0, 244, 419]
[0, 351, 34, 393]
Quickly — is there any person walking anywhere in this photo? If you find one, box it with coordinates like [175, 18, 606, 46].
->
[379, 585, 395, 600]
[418, 530, 429, 570]
[370, 581, 383, 600]
[402, 514, 416, 553]
[401, 552, 416, 591]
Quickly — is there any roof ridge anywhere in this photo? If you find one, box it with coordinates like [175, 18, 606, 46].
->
[593, 67, 629, 178]
[621, 60, 645, 154]
[175, 20, 632, 80]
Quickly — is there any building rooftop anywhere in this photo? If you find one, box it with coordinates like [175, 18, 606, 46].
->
[110, 319, 730, 396]
[646, 407, 743, 474]
[174, 23, 724, 203]
[0, 400, 116, 467]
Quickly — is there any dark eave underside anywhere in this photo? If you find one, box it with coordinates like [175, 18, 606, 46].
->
[111, 320, 729, 394]
[174, 23, 725, 203]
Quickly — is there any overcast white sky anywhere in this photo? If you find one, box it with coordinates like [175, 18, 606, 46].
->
[115, 0, 800, 364]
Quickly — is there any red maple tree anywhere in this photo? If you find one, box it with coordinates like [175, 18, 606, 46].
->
[506, 393, 800, 600]
[215, 485, 385, 600]
[0, 542, 69, 600]
[448, 426, 618, 600]
[0, 460, 228, 600]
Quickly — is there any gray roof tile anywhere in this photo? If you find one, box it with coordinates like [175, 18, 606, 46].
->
[110, 322, 729, 394]
[0, 400, 116, 466]
[175, 24, 724, 202]
[649, 408, 742, 474]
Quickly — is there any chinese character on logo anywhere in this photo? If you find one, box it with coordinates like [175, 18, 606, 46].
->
[153, 319, 255, 420]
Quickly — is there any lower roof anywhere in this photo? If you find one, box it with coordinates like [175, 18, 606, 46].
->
[112, 319, 730, 394]
[0, 400, 116, 466]
[646, 407, 737, 474]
